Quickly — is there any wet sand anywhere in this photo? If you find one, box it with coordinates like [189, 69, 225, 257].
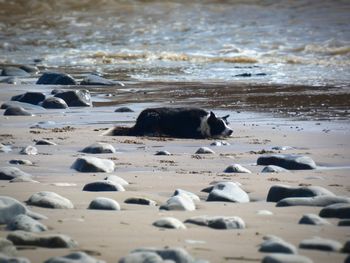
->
[0, 83, 349, 262]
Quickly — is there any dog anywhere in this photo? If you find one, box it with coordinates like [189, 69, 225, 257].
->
[105, 107, 233, 139]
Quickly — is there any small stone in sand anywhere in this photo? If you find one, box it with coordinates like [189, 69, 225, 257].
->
[27, 191, 74, 209]
[7, 231, 77, 248]
[195, 147, 215, 154]
[343, 240, 350, 253]
[54, 90, 91, 107]
[11, 92, 45, 105]
[104, 175, 129, 186]
[44, 251, 106, 263]
[319, 203, 350, 219]
[0, 254, 30, 263]
[0, 167, 32, 180]
[261, 165, 289, 173]
[262, 254, 313, 263]
[124, 197, 157, 206]
[160, 194, 196, 211]
[259, 235, 297, 254]
[207, 182, 250, 203]
[257, 154, 316, 170]
[338, 219, 350, 226]
[173, 189, 200, 202]
[299, 214, 330, 225]
[72, 156, 115, 173]
[257, 210, 274, 216]
[211, 141, 230, 146]
[0, 237, 17, 256]
[271, 146, 294, 151]
[41, 97, 68, 109]
[20, 146, 38, 155]
[0, 143, 11, 153]
[82, 142, 116, 154]
[88, 197, 121, 210]
[224, 164, 251, 173]
[83, 180, 125, 192]
[277, 195, 350, 207]
[185, 215, 245, 230]
[7, 214, 47, 232]
[35, 139, 57, 145]
[115, 107, 134, 112]
[9, 159, 33, 165]
[299, 236, 342, 252]
[4, 106, 32, 116]
[153, 217, 186, 229]
[37, 72, 77, 85]
[80, 74, 124, 86]
[155, 150, 172, 156]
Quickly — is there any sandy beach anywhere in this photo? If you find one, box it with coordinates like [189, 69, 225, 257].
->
[0, 82, 349, 263]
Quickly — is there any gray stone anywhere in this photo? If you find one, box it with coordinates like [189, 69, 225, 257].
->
[0, 238, 17, 256]
[11, 92, 45, 105]
[210, 141, 230, 146]
[257, 210, 274, 216]
[54, 90, 91, 107]
[271, 146, 294, 151]
[81, 74, 124, 86]
[115, 107, 134, 113]
[185, 215, 245, 230]
[262, 254, 313, 263]
[160, 194, 196, 211]
[207, 182, 250, 203]
[124, 197, 157, 206]
[19, 65, 39, 74]
[343, 240, 350, 253]
[9, 159, 33, 165]
[82, 143, 116, 154]
[0, 77, 20, 84]
[119, 251, 163, 263]
[7, 231, 77, 248]
[72, 156, 115, 173]
[1, 66, 30, 77]
[1, 101, 45, 111]
[338, 219, 350, 226]
[155, 150, 171, 156]
[104, 175, 129, 186]
[259, 235, 297, 254]
[298, 214, 330, 225]
[266, 185, 334, 202]
[0, 167, 31, 180]
[35, 139, 57, 145]
[319, 203, 350, 219]
[224, 164, 251, 173]
[0, 144, 11, 153]
[19, 146, 38, 155]
[257, 154, 317, 170]
[277, 195, 350, 207]
[27, 191, 74, 209]
[153, 217, 186, 229]
[195, 147, 215, 154]
[42, 97, 68, 109]
[44, 251, 105, 263]
[7, 214, 47, 232]
[4, 106, 32, 116]
[36, 72, 77, 85]
[299, 236, 342, 252]
[128, 247, 198, 263]
[9, 177, 39, 183]
[0, 254, 31, 263]
[83, 180, 125, 192]
[88, 197, 121, 210]
[261, 165, 289, 173]
[173, 189, 200, 202]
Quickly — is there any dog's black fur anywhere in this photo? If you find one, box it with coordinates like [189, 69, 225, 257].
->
[105, 107, 233, 139]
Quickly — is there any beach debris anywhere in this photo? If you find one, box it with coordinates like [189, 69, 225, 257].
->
[271, 146, 294, 151]
[7, 214, 47, 232]
[206, 182, 250, 203]
[319, 203, 350, 219]
[257, 154, 317, 170]
[82, 142, 116, 154]
[27, 191, 74, 209]
[277, 195, 350, 207]
[4, 106, 32, 116]
[81, 74, 124, 86]
[72, 156, 115, 173]
[266, 185, 335, 202]
[195, 147, 215, 154]
[261, 165, 289, 173]
[42, 97, 68, 109]
[7, 231, 77, 248]
[0, 167, 32, 180]
[54, 90, 91, 107]
[155, 150, 172, 156]
[299, 236, 342, 252]
[104, 175, 129, 186]
[124, 197, 157, 206]
[261, 254, 313, 263]
[259, 235, 297, 254]
[88, 197, 121, 210]
[37, 72, 77, 85]
[185, 215, 245, 230]
[11, 92, 45, 105]
[83, 180, 125, 192]
[298, 214, 330, 225]
[153, 217, 186, 229]
[224, 164, 252, 173]
[44, 251, 105, 263]
[115, 106, 134, 112]
[173, 189, 200, 202]
[160, 194, 196, 211]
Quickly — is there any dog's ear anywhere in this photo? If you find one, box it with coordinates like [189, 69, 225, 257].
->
[222, 115, 230, 120]
[209, 111, 216, 119]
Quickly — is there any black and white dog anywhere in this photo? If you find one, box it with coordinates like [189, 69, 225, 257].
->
[105, 107, 233, 139]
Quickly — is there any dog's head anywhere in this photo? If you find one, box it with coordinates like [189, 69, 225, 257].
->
[207, 111, 233, 137]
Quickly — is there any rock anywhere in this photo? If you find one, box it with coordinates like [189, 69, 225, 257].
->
[10, 177, 39, 183]
[0, 196, 28, 224]
[82, 142, 116, 154]
[153, 217, 186, 229]
[83, 180, 125, 192]
[259, 235, 297, 254]
[44, 251, 105, 263]
[115, 107, 134, 112]
[319, 203, 350, 219]
[261, 165, 289, 173]
[207, 182, 250, 203]
[7, 214, 47, 232]
[257, 154, 317, 170]
[185, 215, 245, 229]
[72, 156, 115, 173]
[1, 101, 45, 111]
[195, 147, 215, 154]
[88, 197, 121, 210]
[155, 150, 171, 156]
[0, 144, 11, 153]
[19, 65, 39, 74]
[0, 254, 31, 263]
[7, 231, 77, 248]
[0, 237, 17, 256]
[210, 141, 230, 146]
[271, 146, 294, 151]
[42, 97, 68, 109]
[27, 191, 74, 209]
[36, 72, 77, 85]
[298, 214, 330, 225]
[299, 236, 342, 252]
[266, 185, 334, 202]
[343, 240, 350, 253]
[224, 164, 251, 173]
[0, 76, 20, 84]
[11, 92, 45, 105]
[54, 90, 91, 107]
[119, 251, 163, 263]
[104, 175, 129, 186]
[277, 195, 350, 207]
[262, 254, 313, 263]
[257, 210, 274, 216]
[124, 197, 157, 206]
[160, 194, 196, 211]
[81, 74, 124, 86]
[20, 146, 38, 155]
[9, 159, 33, 165]
[51, 89, 64, 95]
[4, 106, 32, 116]
[35, 139, 57, 145]
[1, 66, 30, 76]
[173, 189, 200, 202]
[338, 219, 350, 226]
[0, 167, 32, 180]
